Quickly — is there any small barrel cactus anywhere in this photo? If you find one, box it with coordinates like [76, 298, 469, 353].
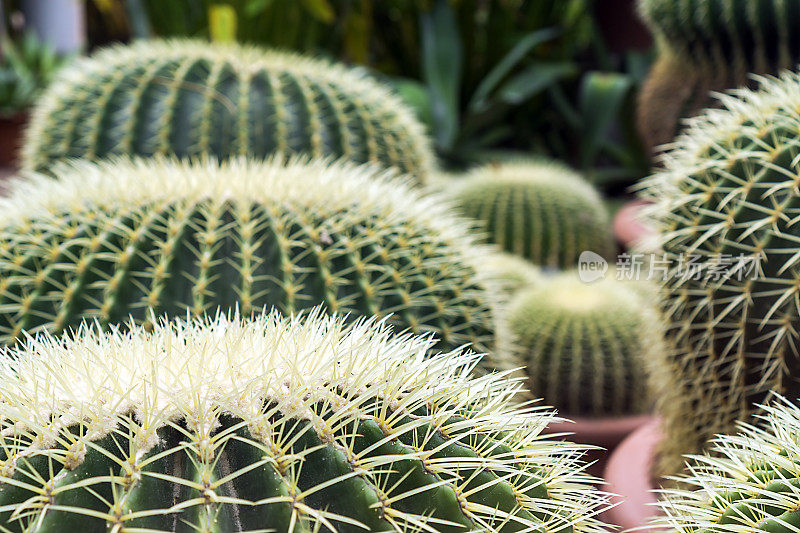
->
[446, 161, 615, 269]
[22, 39, 433, 181]
[0, 311, 611, 532]
[637, 0, 800, 150]
[0, 157, 496, 361]
[480, 252, 542, 295]
[658, 398, 800, 532]
[640, 71, 800, 476]
[507, 273, 659, 418]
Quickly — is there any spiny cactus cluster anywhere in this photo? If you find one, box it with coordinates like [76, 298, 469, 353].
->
[480, 252, 542, 296]
[0, 157, 497, 362]
[0, 310, 611, 532]
[446, 161, 615, 269]
[659, 398, 800, 532]
[637, 0, 800, 150]
[507, 273, 658, 418]
[640, 71, 800, 476]
[23, 39, 433, 181]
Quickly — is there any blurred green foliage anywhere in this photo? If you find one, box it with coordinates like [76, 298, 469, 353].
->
[0, 32, 68, 116]
[95, 0, 652, 188]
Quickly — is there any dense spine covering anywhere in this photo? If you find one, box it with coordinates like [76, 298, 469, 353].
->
[507, 273, 658, 418]
[447, 161, 615, 269]
[0, 311, 611, 532]
[480, 252, 542, 295]
[22, 39, 433, 181]
[639, 72, 800, 476]
[0, 157, 496, 361]
[658, 398, 800, 532]
[636, 0, 800, 150]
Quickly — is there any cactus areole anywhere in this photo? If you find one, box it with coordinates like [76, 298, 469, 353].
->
[0, 311, 609, 532]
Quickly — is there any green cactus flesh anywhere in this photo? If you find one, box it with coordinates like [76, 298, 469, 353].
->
[480, 252, 542, 295]
[0, 157, 494, 359]
[0, 311, 610, 532]
[447, 161, 615, 269]
[659, 399, 800, 532]
[22, 39, 433, 181]
[507, 273, 657, 418]
[640, 71, 800, 476]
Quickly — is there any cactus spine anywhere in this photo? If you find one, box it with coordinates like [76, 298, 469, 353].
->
[480, 252, 542, 295]
[22, 39, 433, 181]
[447, 161, 615, 269]
[0, 157, 496, 362]
[658, 398, 800, 532]
[637, 0, 800, 150]
[507, 273, 659, 418]
[640, 71, 800, 476]
[0, 310, 611, 532]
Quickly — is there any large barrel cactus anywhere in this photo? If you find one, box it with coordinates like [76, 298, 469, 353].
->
[0, 157, 495, 360]
[658, 398, 800, 532]
[507, 273, 659, 418]
[446, 161, 615, 269]
[637, 0, 800, 151]
[0, 311, 611, 532]
[640, 71, 800, 476]
[22, 39, 433, 181]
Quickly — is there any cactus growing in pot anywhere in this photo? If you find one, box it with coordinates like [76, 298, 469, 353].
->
[0, 156, 500, 366]
[0, 310, 611, 532]
[22, 39, 433, 181]
[446, 161, 615, 269]
[507, 273, 659, 418]
[658, 397, 800, 532]
[636, 0, 800, 151]
[640, 70, 800, 477]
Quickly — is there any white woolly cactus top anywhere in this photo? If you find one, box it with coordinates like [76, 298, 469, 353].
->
[659, 398, 800, 532]
[457, 160, 599, 194]
[0, 310, 610, 532]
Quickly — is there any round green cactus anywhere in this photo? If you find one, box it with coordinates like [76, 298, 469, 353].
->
[480, 252, 542, 295]
[0, 310, 611, 532]
[0, 157, 495, 361]
[22, 39, 433, 181]
[637, 0, 800, 151]
[640, 71, 800, 476]
[507, 273, 659, 418]
[446, 161, 615, 269]
[658, 398, 800, 532]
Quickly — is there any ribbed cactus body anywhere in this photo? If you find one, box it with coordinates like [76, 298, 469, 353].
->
[659, 399, 800, 532]
[637, 0, 800, 150]
[0, 158, 494, 357]
[447, 162, 615, 269]
[0, 311, 610, 532]
[641, 72, 800, 476]
[22, 40, 433, 181]
[481, 252, 542, 295]
[508, 274, 658, 418]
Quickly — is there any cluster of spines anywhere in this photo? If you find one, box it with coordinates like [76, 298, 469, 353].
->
[639, 70, 800, 476]
[658, 398, 800, 532]
[507, 273, 658, 418]
[446, 161, 615, 269]
[0, 157, 496, 361]
[23, 39, 433, 181]
[0, 310, 611, 532]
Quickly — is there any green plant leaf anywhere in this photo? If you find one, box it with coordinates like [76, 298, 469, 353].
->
[578, 71, 632, 170]
[420, 0, 462, 151]
[498, 61, 577, 106]
[300, 0, 335, 23]
[468, 27, 560, 112]
[209, 4, 238, 42]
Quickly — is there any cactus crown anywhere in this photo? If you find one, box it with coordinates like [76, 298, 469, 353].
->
[639, 71, 800, 476]
[659, 398, 800, 532]
[507, 273, 657, 418]
[480, 252, 542, 295]
[23, 39, 433, 181]
[447, 161, 614, 269]
[0, 157, 497, 362]
[0, 310, 610, 532]
[638, 0, 800, 74]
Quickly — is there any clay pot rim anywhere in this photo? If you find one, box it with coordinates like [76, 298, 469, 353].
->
[603, 417, 667, 532]
[544, 413, 653, 448]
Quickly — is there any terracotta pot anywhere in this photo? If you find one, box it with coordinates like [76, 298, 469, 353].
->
[603, 417, 668, 532]
[613, 199, 655, 250]
[544, 414, 652, 478]
[0, 113, 27, 169]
